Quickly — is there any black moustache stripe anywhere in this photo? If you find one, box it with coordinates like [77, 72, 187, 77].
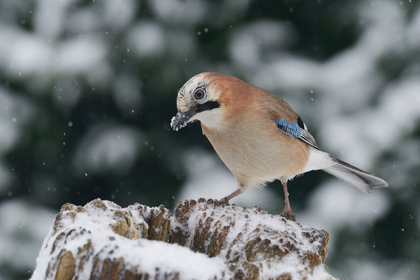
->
[196, 101, 220, 113]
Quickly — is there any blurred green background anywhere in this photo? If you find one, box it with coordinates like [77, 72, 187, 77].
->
[0, 0, 419, 279]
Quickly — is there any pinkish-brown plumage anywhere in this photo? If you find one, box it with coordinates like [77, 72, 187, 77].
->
[199, 73, 310, 187]
[171, 72, 388, 220]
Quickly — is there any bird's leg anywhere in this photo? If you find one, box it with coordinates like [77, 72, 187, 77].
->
[281, 182, 296, 221]
[224, 188, 241, 201]
[214, 188, 241, 207]
[216, 188, 242, 205]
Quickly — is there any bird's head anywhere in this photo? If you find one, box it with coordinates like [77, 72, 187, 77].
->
[170, 72, 224, 131]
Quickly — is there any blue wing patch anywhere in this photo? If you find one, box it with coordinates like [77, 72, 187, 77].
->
[276, 118, 301, 137]
[276, 117, 319, 149]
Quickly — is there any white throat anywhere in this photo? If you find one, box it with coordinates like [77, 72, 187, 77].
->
[191, 108, 223, 129]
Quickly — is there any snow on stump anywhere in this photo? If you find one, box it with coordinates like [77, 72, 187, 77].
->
[31, 198, 336, 280]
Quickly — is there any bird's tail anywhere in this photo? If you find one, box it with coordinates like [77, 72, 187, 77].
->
[323, 157, 389, 194]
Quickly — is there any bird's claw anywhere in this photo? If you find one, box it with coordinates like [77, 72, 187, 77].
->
[281, 209, 296, 221]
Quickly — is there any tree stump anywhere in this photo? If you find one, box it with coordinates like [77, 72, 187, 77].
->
[30, 198, 336, 280]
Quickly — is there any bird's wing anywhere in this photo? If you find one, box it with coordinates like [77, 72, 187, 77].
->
[259, 90, 319, 149]
[275, 116, 319, 149]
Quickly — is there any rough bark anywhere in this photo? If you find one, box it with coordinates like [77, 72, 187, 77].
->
[31, 198, 336, 280]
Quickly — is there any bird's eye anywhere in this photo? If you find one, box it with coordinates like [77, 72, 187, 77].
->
[194, 88, 205, 100]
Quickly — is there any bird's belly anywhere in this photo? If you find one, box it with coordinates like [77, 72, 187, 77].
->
[204, 129, 308, 185]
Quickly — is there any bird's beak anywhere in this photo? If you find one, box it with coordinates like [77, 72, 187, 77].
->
[170, 107, 196, 131]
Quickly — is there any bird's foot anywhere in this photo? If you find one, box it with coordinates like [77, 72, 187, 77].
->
[281, 208, 296, 221]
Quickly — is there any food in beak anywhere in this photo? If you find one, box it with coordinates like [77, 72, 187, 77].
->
[170, 108, 195, 131]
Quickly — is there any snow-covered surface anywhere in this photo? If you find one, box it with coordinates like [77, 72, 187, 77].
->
[31, 200, 333, 279]
[174, 200, 332, 279]
[30, 201, 229, 280]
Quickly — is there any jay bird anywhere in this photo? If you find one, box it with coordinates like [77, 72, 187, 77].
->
[171, 72, 388, 220]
